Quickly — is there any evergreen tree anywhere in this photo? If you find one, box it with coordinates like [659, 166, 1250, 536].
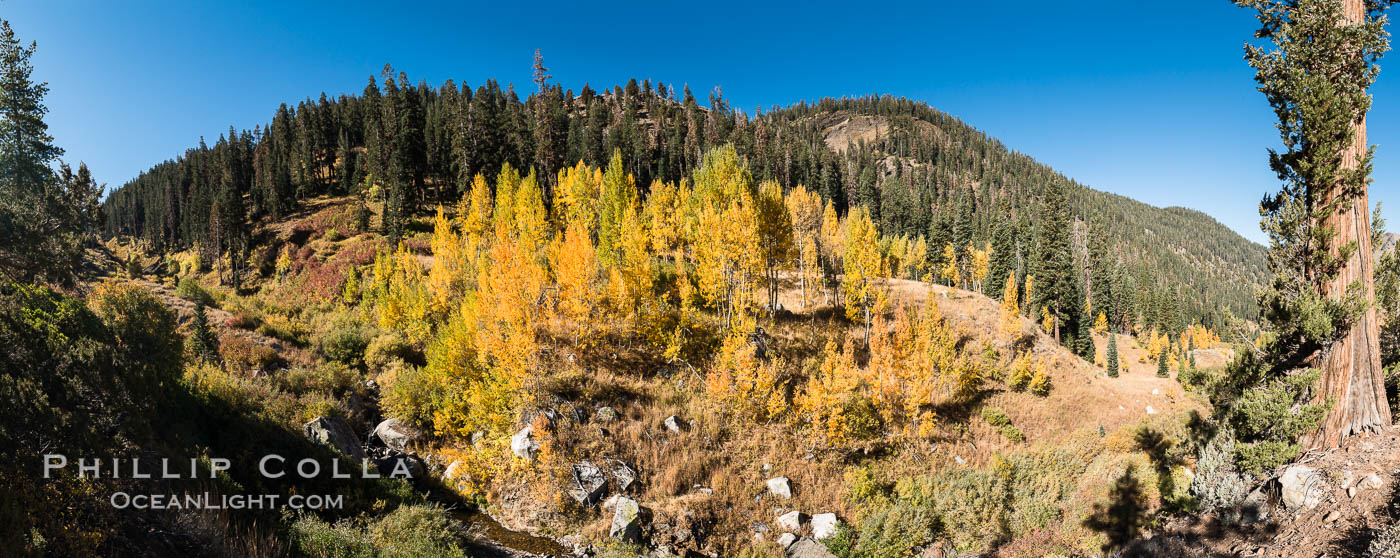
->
[1156, 349, 1168, 378]
[1032, 180, 1077, 344]
[0, 19, 89, 282]
[190, 300, 219, 363]
[1106, 333, 1119, 378]
[1227, 0, 1393, 452]
[987, 204, 1016, 300]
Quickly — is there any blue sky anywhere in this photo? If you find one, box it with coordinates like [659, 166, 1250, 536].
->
[7, 0, 1400, 243]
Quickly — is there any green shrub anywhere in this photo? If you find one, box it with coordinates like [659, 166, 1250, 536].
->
[365, 332, 423, 370]
[288, 515, 375, 558]
[848, 504, 938, 558]
[1228, 370, 1329, 473]
[275, 362, 358, 397]
[380, 360, 440, 428]
[369, 505, 467, 557]
[981, 407, 1025, 442]
[318, 327, 370, 367]
[174, 276, 215, 306]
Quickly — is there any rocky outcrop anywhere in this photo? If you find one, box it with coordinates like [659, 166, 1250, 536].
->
[786, 537, 837, 558]
[303, 416, 365, 460]
[511, 426, 540, 461]
[568, 461, 607, 506]
[371, 418, 423, 452]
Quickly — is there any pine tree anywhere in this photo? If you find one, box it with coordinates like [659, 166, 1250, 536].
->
[1156, 348, 1168, 378]
[1106, 333, 1119, 378]
[0, 19, 88, 282]
[190, 300, 219, 363]
[1233, 0, 1393, 450]
[1032, 180, 1077, 345]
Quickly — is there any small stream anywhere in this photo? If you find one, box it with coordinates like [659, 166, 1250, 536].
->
[450, 508, 570, 557]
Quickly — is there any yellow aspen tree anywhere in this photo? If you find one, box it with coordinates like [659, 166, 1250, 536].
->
[704, 315, 788, 422]
[785, 185, 824, 310]
[550, 221, 600, 344]
[553, 161, 600, 234]
[756, 180, 794, 316]
[906, 236, 929, 281]
[1021, 274, 1035, 317]
[796, 339, 862, 445]
[999, 271, 1021, 337]
[492, 164, 521, 238]
[597, 150, 637, 267]
[428, 205, 467, 315]
[820, 200, 843, 305]
[1094, 311, 1109, 333]
[608, 203, 653, 320]
[692, 145, 762, 327]
[842, 205, 885, 344]
[461, 173, 494, 281]
[368, 246, 433, 343]
[939, 242, 959, 286]
[969, 242, 992, 293]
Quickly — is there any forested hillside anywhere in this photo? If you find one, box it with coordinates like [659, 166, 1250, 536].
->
[101, 66, 1265, 335]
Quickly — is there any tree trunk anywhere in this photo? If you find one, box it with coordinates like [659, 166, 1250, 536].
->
[1302, 0, 1393, 450]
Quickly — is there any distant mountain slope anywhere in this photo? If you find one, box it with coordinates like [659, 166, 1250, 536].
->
[102, 80, 1265, 329]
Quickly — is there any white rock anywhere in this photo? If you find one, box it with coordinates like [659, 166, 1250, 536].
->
[1145, 405, 1157, 415]
[1360, 472, 1385, 490]
[810, 513, 839, 540]
[511, 425, 540, 461]
[954, 455, 966, 465]
[777, 532, 798, 549]
[767, 476, 793, 499]
[663, 415, 688, 432]
[610, 496, 642, 542]
[1280, 465, 1326, 510]
[777, 510, 806, 531]
[1152, 389, 1159, 395]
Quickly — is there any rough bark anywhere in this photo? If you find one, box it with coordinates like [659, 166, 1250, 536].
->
[1301, 0, 1393, 450]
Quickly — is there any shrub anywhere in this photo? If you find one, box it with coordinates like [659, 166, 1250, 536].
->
[175, 276, 215, 306]
[1371, 521, 1400, 558]
[848, 504, 938, 558]
[981, 407, 1025, 442]
[318, 327, 370, 367]
[380, 360, 440, 429]
[275, 362, 358, 396]
[365, 331, 423, 370]
[218, 334, 280, 372]
[1228, 370, 1329, 472]
[288, 515, 375, 558]
[1008, 352, 1033, 391]
[368, 504, 467, 557]
[1029, 368, 1051, 397]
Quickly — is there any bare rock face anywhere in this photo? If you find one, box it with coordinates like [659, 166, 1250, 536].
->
[767, 476, 793, 499]
[567, 461, 607, 506]
[610, 496, 642, 543]
[303, 416, 365, 461]
[511, 426, 540, 462]
[609, 459, 638, 492]
[371, 418, 423, 452]
[1280, 465, 1327, 510]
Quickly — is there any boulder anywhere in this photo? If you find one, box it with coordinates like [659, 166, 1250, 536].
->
[777, 532, 798, 549]
[664, 415, 688, 433]
[786, 537, 837, 558]
[610, 496, 642, 543]
[609, 459, 638, 491]
[1280, 465, 1326, 510]
[810, 513, 839, 540]
[1360, 472, 1385, 490]
[568, 461, 608, 506]
[1240, 487, 1271, 524]
[374, 452, 425, 478]
[767, 476, 793, 499]
[371, 418, 423, 452]
[777, 510, 807, 531]
[303, 416, 365, 460]
[511, 426, 540, 461]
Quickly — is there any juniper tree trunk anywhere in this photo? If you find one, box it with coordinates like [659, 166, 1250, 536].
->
[1303, 0, 1393, 450]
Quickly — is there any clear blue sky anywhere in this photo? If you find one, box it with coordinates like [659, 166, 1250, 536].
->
[7, 0, 1400, 243]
